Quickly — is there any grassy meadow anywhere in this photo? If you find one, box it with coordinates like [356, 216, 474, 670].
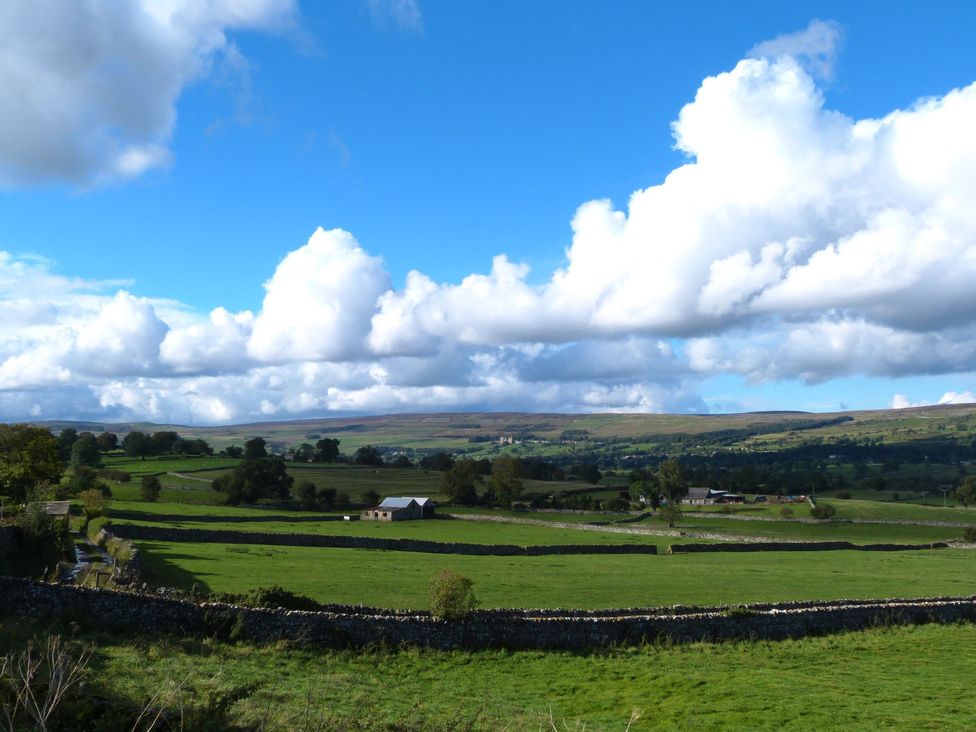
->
[136, 540, 976, 609]
[3, 616, 975, 730]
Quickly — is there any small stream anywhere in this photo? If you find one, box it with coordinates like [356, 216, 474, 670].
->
[66, 533, 114, 583]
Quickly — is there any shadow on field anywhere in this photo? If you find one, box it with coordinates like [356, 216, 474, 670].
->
[136, 542, 214, 595]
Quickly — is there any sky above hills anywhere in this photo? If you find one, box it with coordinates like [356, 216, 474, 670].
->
[1, 0, 976, 424]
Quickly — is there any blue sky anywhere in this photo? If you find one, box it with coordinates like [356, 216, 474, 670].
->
[1, 1, 975, 423]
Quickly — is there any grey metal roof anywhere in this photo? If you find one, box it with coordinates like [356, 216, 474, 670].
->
[378, 497, 419, 509]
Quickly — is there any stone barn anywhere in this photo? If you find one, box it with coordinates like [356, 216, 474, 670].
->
[361, 496, 436, 521]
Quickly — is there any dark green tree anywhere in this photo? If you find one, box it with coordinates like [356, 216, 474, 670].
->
[569, 463, 602, 484]
[297, 481, 318, 510]
[69, 433, 102, 469]
[442, 460, 480, 505]
[293, 443, 315, 462]
[489, 455, 523, 507]
[956, 476, 976, 509]
[420, 452, 454, 471]
[172, 438, 212, 455]
[122, 431, 152, 460]
[244, 437, 268, 460]
[213, 456, 293, 505]
[363, 489, 381, 506]
[354, 445, 384, 466]
[96, 431, 119, 452]
[0, 425, 63, 502]
[314, 438, 341, 462]
[150, 431, 181, 455]
[140, 475, 162, 502]
[657, 458, 688, 503]
[317, 487, 337, 509]
[56, 428, 78, 463]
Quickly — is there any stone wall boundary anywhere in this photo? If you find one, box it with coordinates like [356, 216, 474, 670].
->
[1, 576, 974, 651]
[668, 540, 950, 553]
[107, 524, 660, 556]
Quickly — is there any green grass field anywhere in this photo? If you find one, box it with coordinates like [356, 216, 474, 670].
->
[3, 617, 975, 730]
[111, 514, 670, 546]
[137, 540, 976, 609]
[108, 500, 969, 545]
[670, 515, 966, 544]
[693, 496, 976, 523]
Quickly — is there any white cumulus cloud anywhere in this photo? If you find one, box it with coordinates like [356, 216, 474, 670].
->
[0, 0, 297, 187]
[4, 21, 976, 422]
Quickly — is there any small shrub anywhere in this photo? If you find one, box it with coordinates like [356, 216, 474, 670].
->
[778, 507, 794, 519]
[836, 490, 851, 499]
[140, 475, 162, 502]
[604, 496, 630, 512]
[429, 569, 478, 621]
[78, 489, 108, 519]
[297, 481, 318, 510]
[810, 504, 837, 520]
[722, 605, 757, 618]
[208, 586, 321, 611]
[658, 504, 682, 528]
[963, 526, 976, 543]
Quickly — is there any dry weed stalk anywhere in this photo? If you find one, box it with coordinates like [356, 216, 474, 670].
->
[0, 635, 91, 732]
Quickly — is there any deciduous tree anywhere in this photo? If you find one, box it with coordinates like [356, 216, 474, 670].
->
[490, 455, 523, 507]
[314, 438, 341, 462]
[122, 431, 152, 460]
[657, 458, 688, 503]
[69, 434, 101, 469]
[140, 475, 162, 502]
[955, 476, 976, 509]
[354, 445, 384, 466]
[442, 460, 480, 505]
[0, 425, 63, 502]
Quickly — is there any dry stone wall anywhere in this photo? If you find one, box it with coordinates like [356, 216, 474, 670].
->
[108, 524, 659, 556]
[1, 576, 974, 651]
[669, 541, 950, 553]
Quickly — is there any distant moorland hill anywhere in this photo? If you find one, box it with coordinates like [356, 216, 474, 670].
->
[30, 403, 976, 459]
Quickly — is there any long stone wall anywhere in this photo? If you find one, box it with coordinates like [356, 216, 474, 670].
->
[108, 524, 659, 556]
[669, 541, 950, 553]
[1, 576, 974, 651]
[109, 511, 353, 524]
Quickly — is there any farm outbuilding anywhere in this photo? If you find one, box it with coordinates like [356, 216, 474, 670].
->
[361, 496, 435, 521]
[683, 488, 744, 506]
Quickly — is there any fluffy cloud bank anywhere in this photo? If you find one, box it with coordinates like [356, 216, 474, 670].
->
[0, 0, 297, 186]
[3, 20, 976, 422]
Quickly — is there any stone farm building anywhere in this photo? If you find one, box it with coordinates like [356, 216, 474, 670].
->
[361, 497, 435, 521]
[683, 487, 744, 506]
